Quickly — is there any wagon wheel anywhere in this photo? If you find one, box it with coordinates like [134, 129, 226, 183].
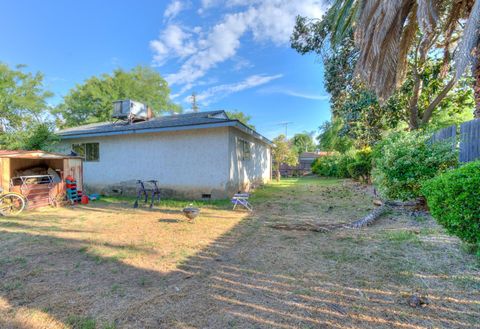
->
[0, 193, 26, 216]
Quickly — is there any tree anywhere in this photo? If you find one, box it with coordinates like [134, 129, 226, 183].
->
[226, 110, 256, 130]
[291, 132, 316, 154]
[272, 135, 298, 181]
[291, 1, 477, 130]
[0, 63, 56, 150]
[329, 0, 480, 119]
[317, 120, 353, 153]
[54, 66, 181, 127]
[0, 63, 52, 132]
[1, 123, 59, 151]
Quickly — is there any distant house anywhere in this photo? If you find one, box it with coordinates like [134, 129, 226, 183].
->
[279, 151, 332, 177]
[56, 109, 272, 199]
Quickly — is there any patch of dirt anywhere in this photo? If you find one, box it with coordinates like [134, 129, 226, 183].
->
[0, 178, 479, 329]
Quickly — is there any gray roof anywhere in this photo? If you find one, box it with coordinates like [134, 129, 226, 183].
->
[57, 110, 272, 145]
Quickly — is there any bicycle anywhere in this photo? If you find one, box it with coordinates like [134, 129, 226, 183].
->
[0, 187, 26, 216]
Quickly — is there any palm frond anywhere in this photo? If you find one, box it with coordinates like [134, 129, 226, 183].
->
[354, 0, 415, 101]
[396, 9, 418, 86]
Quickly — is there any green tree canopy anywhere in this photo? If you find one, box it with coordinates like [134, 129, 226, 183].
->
[291, 132, 316, 154]
[54, 66, 181, 128]
[317, 119, 353, 153]
[226, 110, 255, 130]
[0, 63, 57, 150]
[0, 63, 52, 132]
[272, 134, 298, 181]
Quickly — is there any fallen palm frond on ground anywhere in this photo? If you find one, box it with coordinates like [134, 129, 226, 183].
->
[269, 203, 390, 232]
[269, 195, 427, 232]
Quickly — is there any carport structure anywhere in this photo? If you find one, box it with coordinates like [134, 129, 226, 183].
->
[0, 150, 83, 208]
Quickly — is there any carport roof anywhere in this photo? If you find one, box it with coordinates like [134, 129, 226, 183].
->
[0, 150, 82, 159]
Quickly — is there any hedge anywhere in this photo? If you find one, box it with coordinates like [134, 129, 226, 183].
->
[422, 161, 480, 253]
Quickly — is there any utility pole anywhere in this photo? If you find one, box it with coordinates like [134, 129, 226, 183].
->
[190, 92, 199, 112]
[277, 121, 293, 139]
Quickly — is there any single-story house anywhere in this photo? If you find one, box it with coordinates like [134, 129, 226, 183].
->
[56, 110, 272, 199]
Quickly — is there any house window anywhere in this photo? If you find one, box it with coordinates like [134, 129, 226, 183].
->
[237, 138, 252, 161]
[72, 143, 99, 162]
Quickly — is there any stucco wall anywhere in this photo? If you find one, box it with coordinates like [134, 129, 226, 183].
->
[57, 127, 231, 198]
[227, 127, 271, 193]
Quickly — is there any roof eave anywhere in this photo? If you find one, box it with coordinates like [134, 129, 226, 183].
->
[58, 120, 273, 145]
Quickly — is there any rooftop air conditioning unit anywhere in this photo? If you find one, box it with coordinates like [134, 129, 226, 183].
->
[112, 99, 149, 121]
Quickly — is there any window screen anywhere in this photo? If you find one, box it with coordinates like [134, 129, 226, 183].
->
[237, 138, 252, 161]
[72, 143, 99, 162]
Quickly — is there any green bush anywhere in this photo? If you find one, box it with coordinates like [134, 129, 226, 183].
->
[312, 155, 340, 177]
[311, 153, 354, 178]
[347, 147, 372, 183]
[372, 131, 458, 200]
[422, 161, 480, 253]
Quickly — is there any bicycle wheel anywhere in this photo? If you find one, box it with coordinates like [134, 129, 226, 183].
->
[0, 193, 26, 216]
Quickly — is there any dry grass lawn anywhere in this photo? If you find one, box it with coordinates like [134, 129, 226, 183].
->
[0, 178, 479, 329]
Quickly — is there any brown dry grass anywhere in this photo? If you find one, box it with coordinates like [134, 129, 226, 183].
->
[0, 178, 479, 329]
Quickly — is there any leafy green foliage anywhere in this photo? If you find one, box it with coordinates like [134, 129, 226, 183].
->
[372, 132, 458, 200]
[0, 63, 56, 150]
[347, 147, 372, 183]
[291, 6, 475, 147]
[54, 66, 181, 127]
[291, 132, 316, 154]
[422, 161, 480, 254]
[0, 63, 52, 131]
[272, 135, 299, 181]
[311, 147, 372, 182]
[0, 123, 59, 151]
[311, 153, 354, 178]
[226, 110, 255, 130]
[317, 120, 353, 153]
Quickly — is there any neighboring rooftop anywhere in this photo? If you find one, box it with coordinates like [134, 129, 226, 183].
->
[299, 151, 334, 159]
[57, 110, 272, 144]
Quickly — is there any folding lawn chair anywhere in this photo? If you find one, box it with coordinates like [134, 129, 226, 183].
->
[231, 193, 253, 211]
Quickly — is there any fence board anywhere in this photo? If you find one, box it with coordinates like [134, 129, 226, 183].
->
[460, 119, 480, 163]
[431, 124, 456, 148]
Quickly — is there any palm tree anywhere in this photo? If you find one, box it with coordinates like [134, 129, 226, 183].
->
[330, 0, 480, 121]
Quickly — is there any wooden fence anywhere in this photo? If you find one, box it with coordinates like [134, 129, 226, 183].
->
[459, 119, 480, 163]
[431, 118, 480, 163]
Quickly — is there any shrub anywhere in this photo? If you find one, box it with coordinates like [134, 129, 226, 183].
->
[422, 161, 480, 253]
[312, 155, 340, 177]
[347, 147, 372, 183]
[311, 153, 354, 178]
[372, 131, 457, 200]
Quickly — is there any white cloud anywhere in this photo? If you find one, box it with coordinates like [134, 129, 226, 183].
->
[150, 24, 197, 65]
[151, 0, 325, 88]
[259, 87, 330, 100]
[189, 74, 283, 105]
[232, 56, 253, 71]
[164, 1, 185, 19]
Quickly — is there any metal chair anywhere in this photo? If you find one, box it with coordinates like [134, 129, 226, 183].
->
[231, 193, 253, 211]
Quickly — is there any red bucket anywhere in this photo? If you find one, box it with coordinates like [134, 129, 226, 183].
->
[81, 195, 89, 204]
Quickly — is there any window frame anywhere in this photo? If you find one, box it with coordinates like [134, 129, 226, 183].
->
[72, 142, 100, 162]
[237, 138, 252, 161]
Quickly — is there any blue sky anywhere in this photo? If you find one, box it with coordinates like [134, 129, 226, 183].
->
[0, 0, 331, 139]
